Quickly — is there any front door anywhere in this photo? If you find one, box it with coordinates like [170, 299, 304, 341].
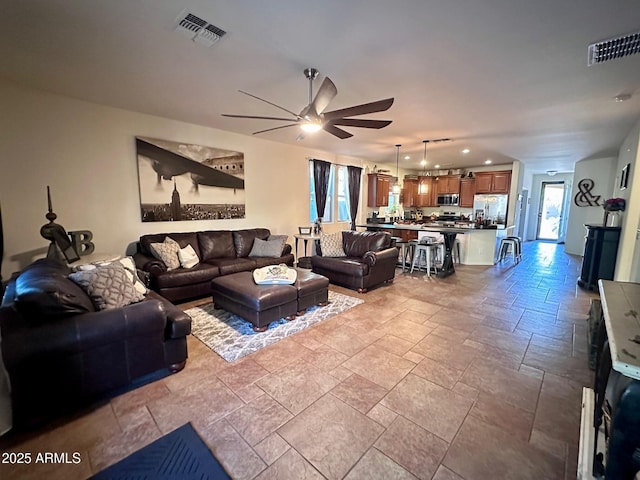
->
[537, 181, 565, 241]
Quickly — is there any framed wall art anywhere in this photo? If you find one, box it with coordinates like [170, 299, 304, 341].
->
[135, 137, 245, 222]
[620, 163, 630, 190]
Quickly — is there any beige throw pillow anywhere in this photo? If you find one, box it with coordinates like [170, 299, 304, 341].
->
[178, 244, 199, 268]
[320, 232, 346, 257]
[149, 237, 181, 270]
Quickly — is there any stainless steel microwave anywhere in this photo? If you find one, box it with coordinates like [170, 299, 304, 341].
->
[437, 194, 459, 206]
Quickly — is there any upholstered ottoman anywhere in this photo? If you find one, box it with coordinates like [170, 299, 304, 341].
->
[294, 268, 329, 315]
[210, 272, 298, 332]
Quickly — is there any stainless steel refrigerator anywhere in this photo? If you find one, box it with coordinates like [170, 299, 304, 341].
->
[473, 194, 508, 226]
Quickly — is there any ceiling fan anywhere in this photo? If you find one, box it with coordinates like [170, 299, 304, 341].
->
[221, 68, 394, 139]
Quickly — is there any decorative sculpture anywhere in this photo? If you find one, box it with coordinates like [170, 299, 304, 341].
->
[39, 186, 80, 263]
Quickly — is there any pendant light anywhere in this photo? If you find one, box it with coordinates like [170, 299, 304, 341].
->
[418, 140, 429, 194]
[392, 144, 401, 194]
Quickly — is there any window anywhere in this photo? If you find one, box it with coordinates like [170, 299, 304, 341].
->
[337, 166, 350, 222]
[309, 162, 351, 224]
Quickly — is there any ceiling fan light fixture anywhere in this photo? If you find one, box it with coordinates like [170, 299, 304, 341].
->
[300, 119, 322, 133]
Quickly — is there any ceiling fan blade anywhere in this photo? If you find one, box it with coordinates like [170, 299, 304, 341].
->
[252, 123, 299, 135]
[238, 90, 301, 119]
[330, 118, 392, 129]
[222, 114, 298, 122]
[323, 123, 353, 139]
[323, 98, 394, 121]
[311, 77, 337, 115]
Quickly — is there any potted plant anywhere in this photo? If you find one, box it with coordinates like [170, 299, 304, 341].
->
[603, 198, 625, 226]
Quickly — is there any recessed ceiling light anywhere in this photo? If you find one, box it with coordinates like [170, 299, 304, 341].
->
[462, 148, 470, 154]
[420, 160, 427, 166]
[484, 159, 492, 164]
[434, 164, 440, 168]
[404, 155, 410, 160]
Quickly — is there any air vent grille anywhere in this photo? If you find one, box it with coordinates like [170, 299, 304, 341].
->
[174, 12, 227, 47]
[588, 31, 640, 65]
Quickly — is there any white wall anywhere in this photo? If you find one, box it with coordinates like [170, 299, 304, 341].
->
[613, 118, 640, 281]
[564, 157, 617, 255]
[0, 80, 364, 279]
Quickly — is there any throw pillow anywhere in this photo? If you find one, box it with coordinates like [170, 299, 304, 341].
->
[69, 262, 145, 310]
[320, 232, 346, 257]
[178, 244, 200, 268]
[73, 256, 148, 295]
[149, 237, 181, 270]
[248, 237, 286, 258]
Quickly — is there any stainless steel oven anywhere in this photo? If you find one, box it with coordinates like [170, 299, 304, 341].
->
[437, 194, 459, 206]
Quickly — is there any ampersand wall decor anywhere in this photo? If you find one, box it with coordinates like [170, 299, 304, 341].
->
[574, 179, 602, 207]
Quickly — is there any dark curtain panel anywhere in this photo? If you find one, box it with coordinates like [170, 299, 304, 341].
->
[347, 166, 363, 230]
[0, 203, 3, 286]
[312, 159, 331, 219]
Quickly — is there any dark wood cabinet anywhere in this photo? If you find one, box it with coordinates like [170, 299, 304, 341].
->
[578, 225, 621, 291]
[435, 175, 461, 194]
[402, 178, 419, 207]
[474, 171, 511, 194]
[417, 176, 435, 207]
[367, 174, 391, 207]
[459, 178, 475, 207]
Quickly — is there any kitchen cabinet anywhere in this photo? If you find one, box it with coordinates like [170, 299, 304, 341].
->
[367, 173, 391, 207]
[459, 178, 475, 207]
[474, 171, 511, 194]
[402, 178, 419, 207]
[417, 176, 435, 207]
[435, 175, 461, 194]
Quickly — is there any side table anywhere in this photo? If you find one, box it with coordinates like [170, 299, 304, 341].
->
[293, 233, 320, 268]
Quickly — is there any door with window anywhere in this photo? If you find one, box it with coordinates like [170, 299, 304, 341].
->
[536, 181, 565, 240]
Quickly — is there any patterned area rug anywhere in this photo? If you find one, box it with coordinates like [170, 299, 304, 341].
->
[186, 291, 363, 362]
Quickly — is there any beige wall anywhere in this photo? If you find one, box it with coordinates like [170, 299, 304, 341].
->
[0, 80, 365, 279]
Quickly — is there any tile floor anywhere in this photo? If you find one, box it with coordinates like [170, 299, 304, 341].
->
[0, 241, 597, 479]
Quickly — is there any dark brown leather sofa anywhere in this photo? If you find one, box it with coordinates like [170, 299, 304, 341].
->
[133, 228, 294, 303]
[0, 259, 191, 429]
[311, 231, 397, 293]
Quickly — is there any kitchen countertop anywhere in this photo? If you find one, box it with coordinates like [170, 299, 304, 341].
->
[359, 222, 506, 232]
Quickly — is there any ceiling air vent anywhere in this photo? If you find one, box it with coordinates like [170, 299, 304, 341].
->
[588, 31, 640, 65]
[174, 12, 227, 47]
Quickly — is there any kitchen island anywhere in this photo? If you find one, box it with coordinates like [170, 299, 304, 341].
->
[359, 223, 510, 267]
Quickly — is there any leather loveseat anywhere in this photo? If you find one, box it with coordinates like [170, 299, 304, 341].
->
[0, 258, 191, 429]
[133, 228, 294, 303]
[311, 231, 397, 293]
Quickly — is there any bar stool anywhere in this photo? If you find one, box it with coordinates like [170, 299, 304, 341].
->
[391, 237, 411, 272]
[498, 237, 520, 263]
[506, 236, 522, 261]
[410, 239, 440, 276]
[432, 237, 460, 265]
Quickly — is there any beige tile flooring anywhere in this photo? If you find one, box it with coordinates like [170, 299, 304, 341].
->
[0, 241, 596, 479]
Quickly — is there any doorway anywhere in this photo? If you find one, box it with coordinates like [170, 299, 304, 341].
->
[537, 181, 565, 241]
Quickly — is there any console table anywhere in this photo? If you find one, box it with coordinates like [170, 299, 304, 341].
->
[578, 280, 640, 479]
[577, 225, 621, 291]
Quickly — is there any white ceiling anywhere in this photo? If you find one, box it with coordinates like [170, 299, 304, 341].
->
[1, 0, 639, 173]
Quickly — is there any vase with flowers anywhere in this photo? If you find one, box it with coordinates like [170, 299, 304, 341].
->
[603, 198, 625, 227]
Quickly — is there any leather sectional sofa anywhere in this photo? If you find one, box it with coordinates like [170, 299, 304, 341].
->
[311, 231, 397, 293]
[0, 258, 191, 429]
[133, 228, 294, 303]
